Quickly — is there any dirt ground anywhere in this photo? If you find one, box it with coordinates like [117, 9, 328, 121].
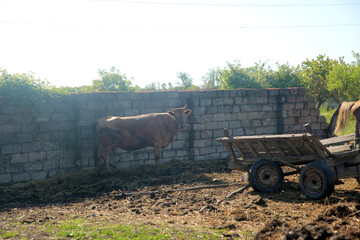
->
[1, 159, 360, 239]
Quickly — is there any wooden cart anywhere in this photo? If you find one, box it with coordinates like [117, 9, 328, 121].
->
[217, 126, 360, 199]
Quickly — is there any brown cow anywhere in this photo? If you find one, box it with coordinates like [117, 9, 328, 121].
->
[94, 106, 192, 173]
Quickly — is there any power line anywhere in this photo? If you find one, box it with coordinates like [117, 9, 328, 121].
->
[239, 23, 360, 29]
[96, 0, 360, 7]
[1, 20, 359, 29]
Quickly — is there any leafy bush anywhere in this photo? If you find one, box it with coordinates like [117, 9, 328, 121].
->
[0, 69, 63, 110]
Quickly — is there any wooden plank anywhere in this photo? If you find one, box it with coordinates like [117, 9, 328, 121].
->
[234, 154, 319, 164]
[285, 139, 302, 156]
[332, 150, 359, 159]
[327, 144, 352, 154]
[303, 141, 316, 154]
[330, 165, 360, 179]
[231, 133, 310, 141]
[223, 142, 237, 162]
[244, 141, 259, 157]
[310, 136, 333, 157]
[228, 160, 251, 171]
[258, 141, 272, 156]
[320, 134, 354, 146]
[273, 141, 286, 157]
[232, 142, 247, 159]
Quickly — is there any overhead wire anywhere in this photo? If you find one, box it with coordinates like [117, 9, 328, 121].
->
[96, 0, 360, 7]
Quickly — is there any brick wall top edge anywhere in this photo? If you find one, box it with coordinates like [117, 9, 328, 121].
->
[71, 87, 305, 96]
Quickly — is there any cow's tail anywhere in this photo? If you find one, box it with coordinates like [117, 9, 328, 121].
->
[93, 122, 100, 168]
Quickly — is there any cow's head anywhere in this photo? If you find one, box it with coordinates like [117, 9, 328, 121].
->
[168, 105, 192, 130]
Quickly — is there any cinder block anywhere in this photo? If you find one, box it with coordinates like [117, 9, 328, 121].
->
[200, 147, 215, 155]
[163, 151, 175, 158]
[166, 91, 180, 99]
[218, 105, 234, 114]
[205, 122, 217, 130]
[283, 103, 295, 111]
[268, 89, 279, 96]
[235, 97, 248, 104]
[12, 173, 30, 182]
[213, 114, 226, 121]
[256, 97, 268, 104]
[193, 123, 206, 131]
[24, 161, 43, 171]
[1, 144, 21, 154]
[59, 158, 75, 168]
[0, 174, 12, 183]
[21, 124, 35, 133]
[30, 171, 49, 180]
[200, 130, 213, 139]
[47, 150, 64, 160]
[241, 104, 262, 112]
[11, 153, 29, 164]
[205, 106, 217, 114]
[172, 140, 186, 149]
[119, 100, 132, 108]
[199, 98, 212, 106]
[262, 104, 276, 111]
[201, 115, 213, 122]
[218, 121, 229, 129]
[43, 160, 58, 170]
[22, 142, 41, 153]
[1, 124, 20, 134]
[51, 112, 68, 121]
[229, 121, 241, 129]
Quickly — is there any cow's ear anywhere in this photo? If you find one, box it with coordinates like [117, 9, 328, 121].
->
[185, 109, 192, 116]
[168, 111, 175, 117]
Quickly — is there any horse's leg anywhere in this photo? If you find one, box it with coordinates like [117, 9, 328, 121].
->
[351, 101, 360, 148]
[355, 122, 360, 148]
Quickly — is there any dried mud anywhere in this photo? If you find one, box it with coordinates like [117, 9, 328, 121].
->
[1, 159, 360, 239]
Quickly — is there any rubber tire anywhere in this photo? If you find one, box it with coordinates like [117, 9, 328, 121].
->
[300, 162, 335, 200]
[248, 160, 284, 192]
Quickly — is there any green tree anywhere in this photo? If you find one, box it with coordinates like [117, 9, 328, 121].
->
[266, 63, 303, 88]
[142, 82, 158, 91]
[327, 52, 360, 101]
[301, 55, 339, 107]
[219, 61, 262, 89]
[92, 67, 135, 92]
[246, 61, 269, 88]
[201, 68, 220, 89]
[352, 51, 360, 67]
[176, 72, 193, 89]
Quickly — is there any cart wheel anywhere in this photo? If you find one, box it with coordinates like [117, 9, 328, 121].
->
[249, 160, 284, 192]
[300, 162, 334, 200]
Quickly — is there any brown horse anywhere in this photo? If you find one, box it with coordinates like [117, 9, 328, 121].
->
[326, 100, 360, 138]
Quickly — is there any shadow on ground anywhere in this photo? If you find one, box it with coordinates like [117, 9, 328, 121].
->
[0, 158, 229, 210]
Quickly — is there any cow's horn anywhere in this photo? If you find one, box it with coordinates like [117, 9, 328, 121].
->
[183, 105, 187, 109]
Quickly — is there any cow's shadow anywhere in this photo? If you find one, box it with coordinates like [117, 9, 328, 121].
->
[0, 158, 230, 211]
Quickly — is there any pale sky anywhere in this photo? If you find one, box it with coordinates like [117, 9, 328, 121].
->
[0, 0, 359, 88]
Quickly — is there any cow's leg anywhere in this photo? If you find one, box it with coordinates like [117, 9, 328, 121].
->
[154, 145, 161, 175]
[97, 145, 111, 173]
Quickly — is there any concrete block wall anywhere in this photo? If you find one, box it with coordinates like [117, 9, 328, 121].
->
[0, 88, 327, 184]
